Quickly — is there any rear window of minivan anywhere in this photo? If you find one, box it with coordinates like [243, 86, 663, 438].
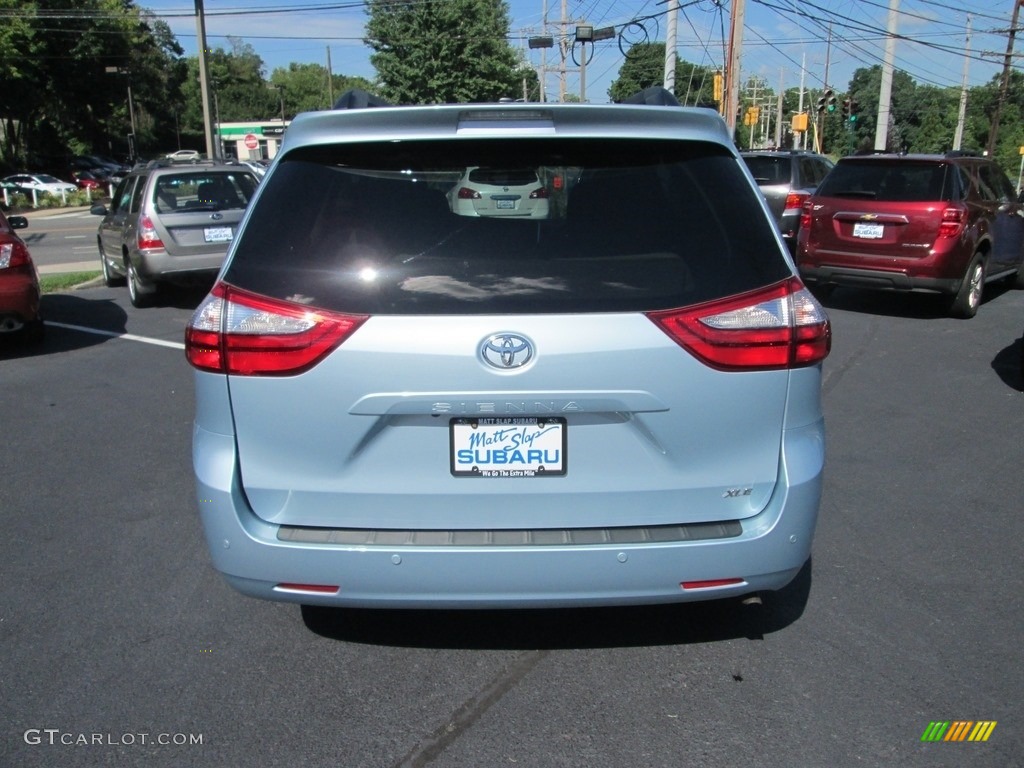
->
[223, 139, 790, 314]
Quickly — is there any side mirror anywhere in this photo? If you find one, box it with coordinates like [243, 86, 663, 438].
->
[90, 203, 108, 216]
[7, 215, 28, 229]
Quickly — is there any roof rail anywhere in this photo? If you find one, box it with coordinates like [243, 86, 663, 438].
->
[619, 86, 680, 107]
[143, 158, 240, 170]
[333, 88, 394, 110]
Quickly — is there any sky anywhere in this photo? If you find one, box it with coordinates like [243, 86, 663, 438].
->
[141, 0, 1019, 104]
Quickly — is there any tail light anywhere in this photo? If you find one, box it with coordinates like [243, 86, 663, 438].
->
[938, 206, 966, 238]
[784, 191, 808, 214]
[185, 283, 367, 376]
[0, 240, 32, 270]
[647, 277, 831, 371]
[456, 187, 481, 200]
[799, 199, 814, 230]
[137, 214, 164, 251]
[529, 187, 549, 199]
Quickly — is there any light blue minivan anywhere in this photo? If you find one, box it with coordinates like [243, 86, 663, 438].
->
[186, 90, 831, 610]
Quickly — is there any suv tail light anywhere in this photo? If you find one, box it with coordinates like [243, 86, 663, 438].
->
[137, 214, 165, 251]
[784, 191, 808, 214]
[185, 283, 368, 375]
[647, 278, 831, 371]
[456, 187, 481, 200]
[799, 199, 813, 230]
[529, 187, 549, 199]
[939, 206, 966, 238]
[0, 241, 32, 270]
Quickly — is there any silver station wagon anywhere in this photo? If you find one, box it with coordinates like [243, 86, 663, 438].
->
[186, 89, 831, 610]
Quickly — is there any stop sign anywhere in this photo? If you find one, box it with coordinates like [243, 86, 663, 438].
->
[243, 133, 259, 150]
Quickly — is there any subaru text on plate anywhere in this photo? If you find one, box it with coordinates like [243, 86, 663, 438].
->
[186, 88, 832, 610]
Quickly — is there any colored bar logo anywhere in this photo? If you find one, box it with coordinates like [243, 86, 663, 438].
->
[921, 721, 997, 742]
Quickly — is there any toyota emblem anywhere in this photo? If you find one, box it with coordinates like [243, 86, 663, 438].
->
[480, 333, 534, 369]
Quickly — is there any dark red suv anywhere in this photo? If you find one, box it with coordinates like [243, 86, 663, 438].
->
[796, 153, 1024, 317]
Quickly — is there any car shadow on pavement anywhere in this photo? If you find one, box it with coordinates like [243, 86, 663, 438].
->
[147, 282, 214, 310]
[815, 281, 1014, 320]
[300, 559, 813, 649]
[815, 286, 954, 319]
[992, 334, 1024, 392]
[0, 293, 128, 358]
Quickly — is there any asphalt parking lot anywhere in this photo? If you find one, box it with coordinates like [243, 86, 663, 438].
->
[1, 280, 1022, 767]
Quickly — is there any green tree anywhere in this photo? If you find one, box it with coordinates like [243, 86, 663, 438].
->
[365, 0, 522, 103]
[0, 0, 184, 169]
[269, 64, 376, 115]
[608, 44, 717, 110]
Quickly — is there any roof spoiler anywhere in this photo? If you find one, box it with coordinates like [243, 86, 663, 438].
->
[333, 89, 394, 110]
[620, 86, 680, 107]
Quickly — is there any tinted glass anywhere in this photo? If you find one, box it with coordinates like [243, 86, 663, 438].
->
[467, 168, 539, 186]
[225, 139, 789, 314]
[816, 160, 951, 202]
[152, 171, 258, 213]
[742, 156, 791, 185]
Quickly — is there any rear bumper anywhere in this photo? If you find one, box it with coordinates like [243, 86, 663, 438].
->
[192, 420, 825, 609]
[0, 270, 41, 330]
[800, 264, 959, 294]
[133, 249, 224, 283]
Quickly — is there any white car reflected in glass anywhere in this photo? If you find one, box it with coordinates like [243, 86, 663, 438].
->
[447, 167, 550, 218]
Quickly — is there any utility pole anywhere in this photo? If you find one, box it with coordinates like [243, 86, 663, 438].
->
[195, 0, 215, 159]
[725, 0, 746, 135]
[664, 1, 679, 92]
[953, 16, 972, 150]
[986, 0, 1023, 156]
[775, 68, 784, 148]
[874, 0, 899, 152]
[326, 46, 334, 107]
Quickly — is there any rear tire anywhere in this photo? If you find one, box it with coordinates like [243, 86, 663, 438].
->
[949, 254, 984, 319]
[126, 259, 156, 308]
[99, 242, 125, 287]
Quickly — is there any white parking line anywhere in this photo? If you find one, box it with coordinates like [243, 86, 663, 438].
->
[46, 321, 185, 350]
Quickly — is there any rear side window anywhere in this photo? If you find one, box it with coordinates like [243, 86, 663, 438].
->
[816, 160, 951, 202]
[224, 139, 789, 314]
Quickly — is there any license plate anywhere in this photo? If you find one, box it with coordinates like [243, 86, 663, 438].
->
[853, 222, 884, 239]
[494, 199, 515, 209]
[204, 226, 233, 243]
[450, 417, 566, 477]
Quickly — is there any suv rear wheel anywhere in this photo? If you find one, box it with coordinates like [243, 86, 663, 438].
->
[126, 258, 157, 308]
[949, 253, 984, 319]
[98, 242, 124, 287]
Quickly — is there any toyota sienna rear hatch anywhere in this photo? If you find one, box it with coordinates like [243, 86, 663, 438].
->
[188, 104, 829, 558]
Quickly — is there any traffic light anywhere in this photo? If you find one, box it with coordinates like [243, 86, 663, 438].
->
[849, 99, 858, 123]
[825, 89, 836, 113]
[842, 98, 851, 120]
[816, 95, 826, 114]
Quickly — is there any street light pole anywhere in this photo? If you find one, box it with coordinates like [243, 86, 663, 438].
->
[104, 66, 137, 162]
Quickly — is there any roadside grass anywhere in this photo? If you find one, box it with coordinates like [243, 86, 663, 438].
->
[40, 271, 102, 293]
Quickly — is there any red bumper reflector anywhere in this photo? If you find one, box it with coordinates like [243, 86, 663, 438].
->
[680, 578, 745, 590]
[274, 583, 340, 595]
